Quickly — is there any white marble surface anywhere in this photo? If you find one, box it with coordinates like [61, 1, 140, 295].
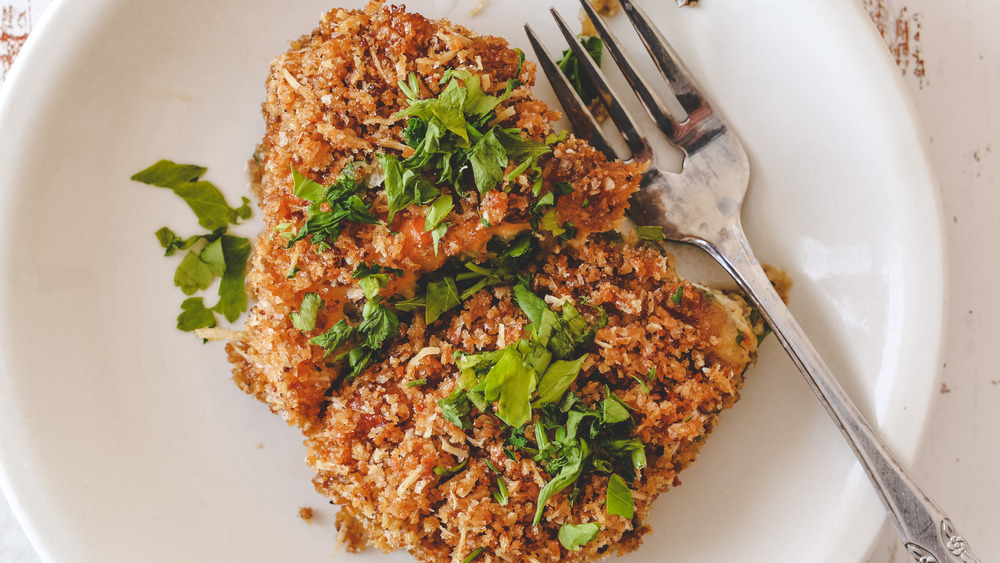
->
[0, 0, 997, 561]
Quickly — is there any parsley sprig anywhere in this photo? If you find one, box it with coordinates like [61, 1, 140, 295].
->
[434, 282, 644, 526]
[395, 68, 551, 203]
[393, 233, 536, 324]
[280, 164, 378, 253]
[132, 160, 253, 332]
[302, 263, 402, 379]
[557, 36, 605, 106]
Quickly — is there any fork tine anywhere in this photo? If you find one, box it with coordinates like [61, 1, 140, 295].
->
[616, 0, 706, 117]
[578, 0, 681, 142]
[524, 23, 619, 161]
[549, 8, 651, 162]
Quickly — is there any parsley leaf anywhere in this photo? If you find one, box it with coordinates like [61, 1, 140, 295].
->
[289, 293, 324, 331]
[378, 154, 412, 223]
[425, 277, 461, 324]
[291, 166, 328, 202]
[556, 36, 605, 106]
[461, 548, 485, 563]
[468, 128, 508, 194]
[177, 297, 217, 331]
[513, 284, 548, 327]
[558, 522, 600, 551]
[671, 286, 684, 305]
[134, 161, 253, 332]
[212, 235, 252, 322]
[356, 301, 398, 350]
[132, 160, 246, 232]
[175, 247, 217, 296]
[600, 390, 632, 425]
[309, 320, 357, 358]
[636, 225, 665, 241]
[423, 195, 453, 232]
[606, 474, 634, 519]
[437, 388, 473, 429]
[155, 226, 201, 256]
[433, 458, 468, 478]
[534, 355, 589, 406]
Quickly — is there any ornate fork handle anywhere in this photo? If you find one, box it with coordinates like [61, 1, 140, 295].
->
[703, 222, 980, 563]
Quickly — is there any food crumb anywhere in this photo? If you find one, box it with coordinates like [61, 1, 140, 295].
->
[299, 507, 314, 523]
[940, 383, 951, 394]
[579, 0, 620, 37]
[335, 507, 368, 553]
[677, 0, 698, 6]
[763, 264, 793, 304]
[590, 0, 619, 16]
[468, 0, 487, 17]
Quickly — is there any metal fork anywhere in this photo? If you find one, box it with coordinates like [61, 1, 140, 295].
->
[525, 2, 978, 562]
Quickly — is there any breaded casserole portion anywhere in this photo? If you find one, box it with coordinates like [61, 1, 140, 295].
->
[227, 2, 765, 562]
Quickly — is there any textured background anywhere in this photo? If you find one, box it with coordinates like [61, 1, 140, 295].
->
[1, 0, 997, 561]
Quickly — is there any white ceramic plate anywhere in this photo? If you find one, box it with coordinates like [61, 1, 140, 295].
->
[0, 0, 944, 561]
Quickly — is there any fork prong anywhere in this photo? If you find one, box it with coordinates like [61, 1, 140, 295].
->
[617, 0, 707, 117]
[549, 8, 650, 162]
[578, 0, 681, 142]
[524, 23, 619, 161]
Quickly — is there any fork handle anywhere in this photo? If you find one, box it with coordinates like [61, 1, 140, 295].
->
[700, 225, 979, 563]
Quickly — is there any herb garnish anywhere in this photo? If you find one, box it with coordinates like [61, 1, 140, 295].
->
[433, 282, 645, 526]
[395, 70, 551, 199]
[557, 36, 605, 105]
[284, 164, 378, 253]
[132, 160, 253, 332]
[558, 522, 601, 550]
[289, 292, 323, 331]
[393, 233, 537, 325]
[443, 282, 603, 429]
[306, 263, 402, 379]
[433, 458, 468, 478]
[671, 286, 684, 305]
[635, 225, 665, 242]
[606, 474, 635, 519]
[461, 547, 485, 563]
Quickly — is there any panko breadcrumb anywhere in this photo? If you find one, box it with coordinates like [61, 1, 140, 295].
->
[227, 2, 763, 562]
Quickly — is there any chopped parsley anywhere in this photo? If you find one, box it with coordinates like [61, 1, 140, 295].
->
[306, 263, 402, 379]
[606, 474, 635, 519]
[636, 225, 665, 242]
[432, 282, 645, 526]
[445, 282, 604, 430]
[394, 70, 551, 200]
[556, 36, 604, 105]
[433, 458, 468, 478]
[285, 164, 378, 252]
[558, 522, 601, 550]
[132, 160, 253, 332]
[461, 547, 485, 563]
[671, 286, 684, 305]
[289, 292, 323, 331]
[393, 233, 537, 325]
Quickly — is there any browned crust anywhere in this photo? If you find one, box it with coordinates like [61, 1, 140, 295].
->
[305, 239, 757, 562]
